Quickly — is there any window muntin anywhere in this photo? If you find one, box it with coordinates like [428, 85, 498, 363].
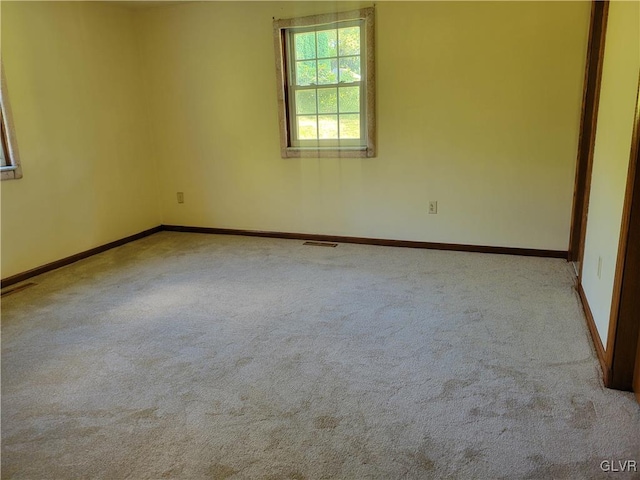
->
[273, 8, 375, 158]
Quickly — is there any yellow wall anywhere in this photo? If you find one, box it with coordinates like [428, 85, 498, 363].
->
[0, 2, 160, 278]
[581, 0, 640, 347]
[137, 1, 589, 249]
[1, 1, 591, 279]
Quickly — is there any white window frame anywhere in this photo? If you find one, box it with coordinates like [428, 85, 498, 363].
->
[1, 64, 22, 181]
[273, 8, 376, 158]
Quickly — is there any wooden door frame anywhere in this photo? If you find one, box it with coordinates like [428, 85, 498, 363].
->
[570, 1, 640, 396]
[634, 334, 640, 402]
[568, 0, 609, 267]
[606, 78, 640, 392]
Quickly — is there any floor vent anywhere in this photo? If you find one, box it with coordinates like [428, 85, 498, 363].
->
[303, 241, 338, 248]
[2, 282, 37, 297]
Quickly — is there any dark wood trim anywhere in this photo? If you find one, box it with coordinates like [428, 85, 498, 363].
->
[1, 282, 36, 297]
[606, 76, 640, 391]
[0, 226, 162, 289]
[161, 225, 567, 258]
[568, 0, 609, 265]
[634, 330, 640, 402]
[577, 283, 610, 385]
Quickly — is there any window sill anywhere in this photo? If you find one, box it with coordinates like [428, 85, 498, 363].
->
[1, 165, 22, 180]
[283, 146, 375, 158]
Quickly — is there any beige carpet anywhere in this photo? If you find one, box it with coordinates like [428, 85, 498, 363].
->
[1, 232, 639, 479]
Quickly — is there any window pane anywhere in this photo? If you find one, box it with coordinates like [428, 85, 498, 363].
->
[318, 115, 338, 139]
[339, 114, 360, 139]
[294, 32, 316, 60]
[339, 56, 361, 83]
[339, 86, 359, 113]
[0, 143, 6, 167]
[297, 115, 317, 140]
[318, 88, 337, 114]
[296, 61, 317, 86]
[296, 90, 317, 114]
[338, 27, 360, 56]
[317, 29, 337, 58]
[317, 59, 338, 85]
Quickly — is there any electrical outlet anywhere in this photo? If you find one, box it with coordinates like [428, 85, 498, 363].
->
[597, 256, 602, 279]
[177, 192, 184, 204]
[428, 201, 438, 214]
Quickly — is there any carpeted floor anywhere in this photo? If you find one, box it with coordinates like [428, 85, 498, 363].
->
[1, 232, 638, 479]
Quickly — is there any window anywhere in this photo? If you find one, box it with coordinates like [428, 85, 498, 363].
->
[1, 66, 22, 180]
[274, 8, 375, 158]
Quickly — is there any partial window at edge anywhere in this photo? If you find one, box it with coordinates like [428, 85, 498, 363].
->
[1, 66, 22, 181]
